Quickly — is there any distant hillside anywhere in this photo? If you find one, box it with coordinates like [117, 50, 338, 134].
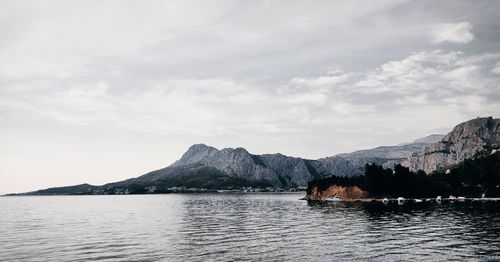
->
[13, 184, 98, 196]
[413, 134, 445, 144]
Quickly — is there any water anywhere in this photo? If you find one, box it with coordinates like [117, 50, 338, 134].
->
[1, 193, 499, 261]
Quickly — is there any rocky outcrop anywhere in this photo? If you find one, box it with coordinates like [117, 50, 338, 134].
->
[303, 185, 366, 200]
[403, 117, 500, 173]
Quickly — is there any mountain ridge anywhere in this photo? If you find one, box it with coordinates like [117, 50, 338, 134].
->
[15, 133, 445, 195]
[17, 117, 500, 195]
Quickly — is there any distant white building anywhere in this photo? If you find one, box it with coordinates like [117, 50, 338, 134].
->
[146, 186, 157, 193]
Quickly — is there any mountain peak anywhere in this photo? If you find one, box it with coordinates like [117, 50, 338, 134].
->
[188, 143, 215, 151]
[173, 144, 219, 167]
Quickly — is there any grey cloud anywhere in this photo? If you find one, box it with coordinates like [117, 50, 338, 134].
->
[2, 50, 499, 140]
[431, 22, 474, 44]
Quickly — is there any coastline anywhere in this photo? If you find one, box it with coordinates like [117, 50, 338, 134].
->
[305, 197, 500, 203]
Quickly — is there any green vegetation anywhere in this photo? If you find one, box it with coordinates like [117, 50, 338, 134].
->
[308, 152, 500, 198]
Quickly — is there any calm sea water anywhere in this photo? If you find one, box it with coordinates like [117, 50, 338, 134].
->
[1, 193, 499, 261]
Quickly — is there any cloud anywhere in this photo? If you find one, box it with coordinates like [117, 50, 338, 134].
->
[491, 63, 500, 75]
[431, 22, 474, 44]
[2, 50, 499, 143]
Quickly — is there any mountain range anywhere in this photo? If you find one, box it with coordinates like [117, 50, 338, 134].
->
[16, 117, 499, 195]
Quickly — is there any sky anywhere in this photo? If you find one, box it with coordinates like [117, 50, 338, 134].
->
[1, 0, 500, 194]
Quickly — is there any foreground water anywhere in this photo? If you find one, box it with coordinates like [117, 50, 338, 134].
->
[1, 193, 499, 261]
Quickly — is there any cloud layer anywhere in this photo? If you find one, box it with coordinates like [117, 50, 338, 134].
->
[2, 50, 499, 141]
[1, 0, 500, 193]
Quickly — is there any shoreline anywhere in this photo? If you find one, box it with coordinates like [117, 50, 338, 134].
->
[1, 191, 306, 197]
[307, 197, 500, 202]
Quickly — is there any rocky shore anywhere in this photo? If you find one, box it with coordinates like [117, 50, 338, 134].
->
[302, 184, 366, 200]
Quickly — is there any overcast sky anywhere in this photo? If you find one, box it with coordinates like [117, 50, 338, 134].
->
[1, 0, 500, 194]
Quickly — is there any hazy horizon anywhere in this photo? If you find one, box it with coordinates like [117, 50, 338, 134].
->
[1, 0, 500, 194]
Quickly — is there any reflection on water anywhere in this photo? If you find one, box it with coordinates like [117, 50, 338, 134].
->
[1, 194, 499, 261]
[308, 200, 500, 260]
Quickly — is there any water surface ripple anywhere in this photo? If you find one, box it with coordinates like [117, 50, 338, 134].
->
[1, 193, 499, 261]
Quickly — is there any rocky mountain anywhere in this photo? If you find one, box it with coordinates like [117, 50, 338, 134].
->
[170, 145, 282, 185]
[169, 144, 318, 187]
[403, 117, 500, 173]
[16, 117, 499, 196]
[17, 133, 443, 195]
[149, 138, 441, 188]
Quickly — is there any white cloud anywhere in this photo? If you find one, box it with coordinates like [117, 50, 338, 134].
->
[431, 22, 474, 44]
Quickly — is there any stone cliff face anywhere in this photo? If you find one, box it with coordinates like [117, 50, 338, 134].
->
[255, 154, 314, 188]
[172, 144, 281, 185]
[172, 144, 316, 187]
[403, 117, 500, 173]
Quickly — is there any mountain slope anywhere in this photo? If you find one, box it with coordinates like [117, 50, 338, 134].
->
[403, 117, 500, 173]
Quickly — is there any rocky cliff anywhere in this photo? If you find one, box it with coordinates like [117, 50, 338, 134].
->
[403, 117, 500, 173]
[303, 185, 366, 200]
[170, 144, 318, 187]
[172, 144, 282, 185]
